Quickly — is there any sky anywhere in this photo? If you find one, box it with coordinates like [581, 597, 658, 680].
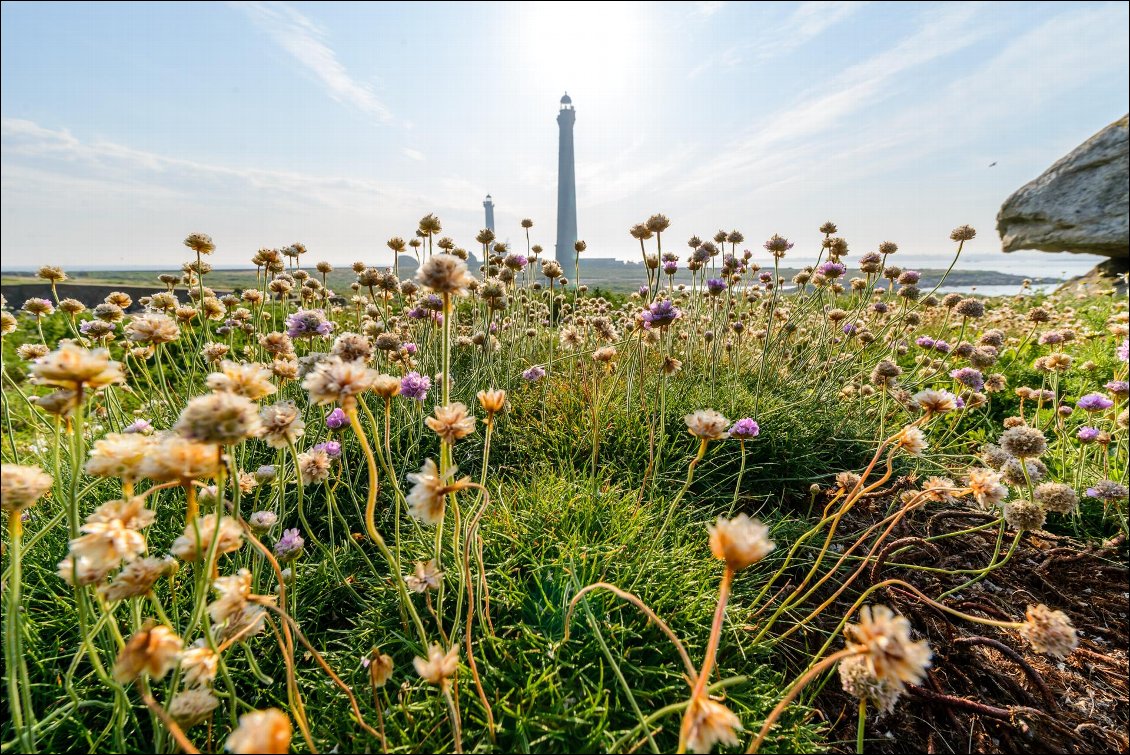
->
[2, 1, 1127, 276]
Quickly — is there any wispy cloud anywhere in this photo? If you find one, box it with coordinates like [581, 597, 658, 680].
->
[235, 2, 392, 121]
[688, 1, 867, 78]
[692, 1, 725, 18]
[401, 147, 425, 162]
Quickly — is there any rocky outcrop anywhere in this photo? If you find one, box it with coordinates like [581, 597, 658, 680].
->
[997, 115, 1129, 258]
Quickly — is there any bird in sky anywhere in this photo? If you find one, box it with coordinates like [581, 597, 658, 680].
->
[988, 161, 998, 167]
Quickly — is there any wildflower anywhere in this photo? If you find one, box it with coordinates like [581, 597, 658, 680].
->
[112, 624, 183, 684]
[1003, 499, 1046, 531]
[1076, 426, 1101, 443]
[23, 297, 55, 316]
[967, 468, 1008, 508]
[207, 361, 276, 400]
[285, 309, 333, 339]
[248, 510, 278, 533]
[414, 644, 459, 685]
[175, 392, 262, 445]
[683, 696, 743, 754]
[406, 459, 470, 524]
[1077, 393, 1114, 412]
[998, 425, 1046, 458]
[1105, 380, 1129, 397]
[99, 556, 176, 602]
[1086, 480, 1129, 502]
[85, 432, 152, 483]
[921, 477, 958, 503]
[477, 388, 507, 416]
[405, 559, 444, 592]
[912, 389, 957, 415]
[399, 371, 431, 401]
[661, 356, 683, 375]
[226, 709, 292, 754]
[728, 418, 760, 439]
[140, 434, 219, 483]
[274, 528, 304, 563]
[331, 332, 373, 363]
[314, 440, 342, 458]
[685, 409, 729, 440]
[171, 514, 243, 561]
[1019, 604, 1078, 658]
[1033, 482, 1077, 515]
[367, 651, 395, 687]
[259, 401, 305, 448]
[417, 253, 475, 296]
[170, 687, 220, 728]
[949, 225, 976, 241]
[180, 642, 218, 688]
[522, 365, 547, 382]
[297, 449, 332, 484]
[763, 234, 794, 257]
[426, 402, 477, 444]
[1, 465, 53, 513]
[708, 515, 774, 571]
[895, 426, 927, 456]
[325, 407, 348, 429]
[640, 298, 681, 328]
[184, 233, 215, 255]
[31, 343, 124, 391]
[123, 419, 152, 434]
[303, 356, 377, 407]
[949, 367, 984, 391]
[844, 605, 931, 693]
[593, 346, 618, 363]
[126, 312, 180, 345]
[839, 654, 903, 714]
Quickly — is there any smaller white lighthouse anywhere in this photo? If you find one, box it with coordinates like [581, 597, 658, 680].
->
[483, 194, 496, 233]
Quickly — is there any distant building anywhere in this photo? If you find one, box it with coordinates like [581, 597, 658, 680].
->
[555, 92, 578, 267]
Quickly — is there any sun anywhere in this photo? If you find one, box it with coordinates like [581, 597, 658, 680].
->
[514, 2, 648, 97]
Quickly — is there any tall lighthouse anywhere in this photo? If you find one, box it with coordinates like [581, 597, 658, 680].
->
[483, 194, 495, 233]
[554, 92, 578, 266]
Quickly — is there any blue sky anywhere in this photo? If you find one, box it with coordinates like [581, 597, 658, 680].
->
[2, 1, 1127, 275]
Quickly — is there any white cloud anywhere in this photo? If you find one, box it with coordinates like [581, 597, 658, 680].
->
[235, 2, 392, 121]
[401, 147, 425, 162]
[692, 1, 725, 18]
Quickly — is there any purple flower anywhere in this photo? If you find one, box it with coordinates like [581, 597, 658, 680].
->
[638, 285, 650, 298]
[842, 323, 857, 335]
[400, 371, 431, 401]
[1077, 393, 1113, 412]
[949, 367, 984, 391]
[915, 336, 935, 349]
[729, 418, 760, 440]
[640, 299, 682, 329]
[314, 441, 342, 458]
[1104, 380, 1128, 396]
[325, 408, 347, 430]
[274, 528, 305, 563]
[932, 340, 951, 354]
[662, 261, 678, 275]
[403, 342, 418, 356]
[816, 261, 846, 279]
[705, 278, 727, 296]
[763, 234, 794, 255]
[123, 419, 152, 434]
[899, 270, 922, 284]
[1086, 480, 1128, 502]
[522, 365, 547, 382]
[286, 309, 333, 339]
[1076, 426, 1100, 443]
[407, 306, 428, 320]
[422, 294, 444, 311]
[758, 271, 773, 283]
[79, 320, 109, 336]
[1118, 338, 1129, 362]
[953, 396, 966, 410]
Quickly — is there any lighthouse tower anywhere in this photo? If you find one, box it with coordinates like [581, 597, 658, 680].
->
[483, 194, 496, 234]
[555, 92, 578, 266]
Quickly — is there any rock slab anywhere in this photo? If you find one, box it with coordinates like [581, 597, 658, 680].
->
[997, 115, 1129, 258]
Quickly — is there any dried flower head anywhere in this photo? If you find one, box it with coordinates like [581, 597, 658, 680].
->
[685, 409, 729, 440]
[207, 361, 276, 400]
[226, 709, 292, 754]
[1019, 604, 1077, 658]
[683, 696, 743, 754]
[85, 432, 152, 483]
[170, 687, 220, 728]
[175, 392, 262, 445]
[405, 559, 444, 592]
[171, 514, 243, 561]
[1, 464, 53, 513]
[425, 402, 477, 444]
[113, 623, 183, 683]
[31, 343, 124, 391]
[303, 355, 377, 406]
[708, 514, 775, 571]
[406, 459, 471, 524]
[140, 434, 219, 483]
[417, 253, 475, 296]
[845, 605, 931, 693]
[413, 643, 459, 685]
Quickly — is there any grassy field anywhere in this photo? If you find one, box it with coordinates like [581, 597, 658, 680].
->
[1, 226, 1126, 754]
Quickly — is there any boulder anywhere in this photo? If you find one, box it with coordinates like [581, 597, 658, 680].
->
[997, 115, 1129, 258]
